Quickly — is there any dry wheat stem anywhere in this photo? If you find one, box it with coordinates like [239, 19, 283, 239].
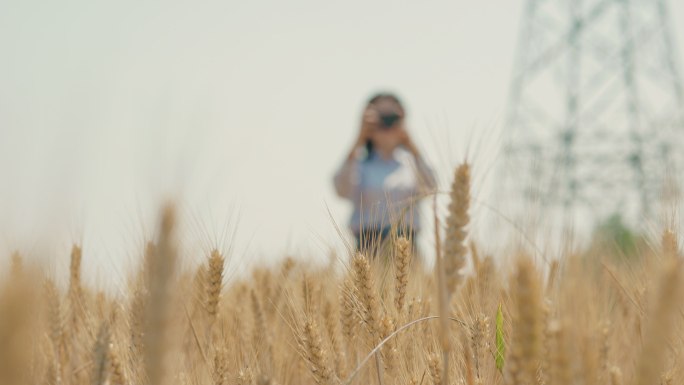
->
[144, 205, 177, 385]
[433, 192, 451, 385]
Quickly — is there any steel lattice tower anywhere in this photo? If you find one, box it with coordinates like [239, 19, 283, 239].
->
[500, 0, 684, 232]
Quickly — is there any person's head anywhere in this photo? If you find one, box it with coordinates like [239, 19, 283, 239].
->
[365, 93, 405, 158]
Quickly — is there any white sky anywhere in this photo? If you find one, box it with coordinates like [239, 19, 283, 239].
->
[1, 1, 683, 287]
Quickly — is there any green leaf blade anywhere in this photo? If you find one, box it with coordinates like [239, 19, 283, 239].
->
[496, 301, 505, 371]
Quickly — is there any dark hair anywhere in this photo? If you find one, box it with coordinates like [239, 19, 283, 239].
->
[364, 93, 405, 160]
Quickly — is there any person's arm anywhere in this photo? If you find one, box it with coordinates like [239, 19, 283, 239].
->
[414, 152, 437, 192]
[333, 157, 360, 198]
[399, 127, 437, 192]
[333, 105, 378, 198]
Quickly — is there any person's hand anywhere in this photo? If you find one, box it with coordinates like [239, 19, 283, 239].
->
[356, 106, 379, 145]
[396, 121, 419, 156]
[396, 121, 410, 145]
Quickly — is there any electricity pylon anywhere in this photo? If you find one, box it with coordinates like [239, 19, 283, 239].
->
[500, 0, 684, 232]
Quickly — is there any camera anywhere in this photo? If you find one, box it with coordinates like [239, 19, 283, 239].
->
[379, 113, 400, 129]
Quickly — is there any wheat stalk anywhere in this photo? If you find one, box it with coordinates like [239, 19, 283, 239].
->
[0, 278, 34, 384]
[634, 257, 683, 385]
[10, 251, 23, 279]
[323, 300, 348, 380]
[144, 204, 177, 385]
[251, 287, 273, 369]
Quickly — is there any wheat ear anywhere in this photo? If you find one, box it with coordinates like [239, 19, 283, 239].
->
[505, 256, 541, 385]
[351, 252, 387, 384]
[129, 287, 148, 360]
[45, 361, 59, 385]
[597, 320, 610, 383]
[339, 277, 357, 383]
[44, 279, 63, 351]
[257, 374, 277, 385]
[351, 253, 386, 341]
[205, 249, 225, 326]
[662, 229, 679, 258]
[109, 343, 127, 385]
[339, 278, 357, 344]
[428, 352, 443, 385]
[91, 318, 112, 385]
[301, 312, 336, 385]
[394, 236, 411, 314]
[609, 366, 622, 385]
[547, 319, 572, 385]
[237, 367, 254, 385]
[69, 245, 82, 296]
[44, 279, 64, 385]
[444, 163, 470, 295]
[213, 347, 228, 385]
[471, 313, 490, 382]
[435, 162, 470, 385]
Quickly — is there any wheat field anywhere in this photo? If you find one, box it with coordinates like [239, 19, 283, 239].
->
[1, 163, 683, 385]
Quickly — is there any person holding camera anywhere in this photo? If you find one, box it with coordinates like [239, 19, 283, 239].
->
[333, 93, 436, 253]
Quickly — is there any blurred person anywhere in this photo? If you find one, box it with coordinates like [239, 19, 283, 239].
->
[334, 93, 436, 254]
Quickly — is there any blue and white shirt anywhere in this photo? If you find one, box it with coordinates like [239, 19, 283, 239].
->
[333, 147, 436, 233]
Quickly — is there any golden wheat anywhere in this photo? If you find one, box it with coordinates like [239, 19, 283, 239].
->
[2, 188, 684, 385]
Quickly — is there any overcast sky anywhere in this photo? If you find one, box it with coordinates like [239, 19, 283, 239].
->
[1, 1, 683, 287]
